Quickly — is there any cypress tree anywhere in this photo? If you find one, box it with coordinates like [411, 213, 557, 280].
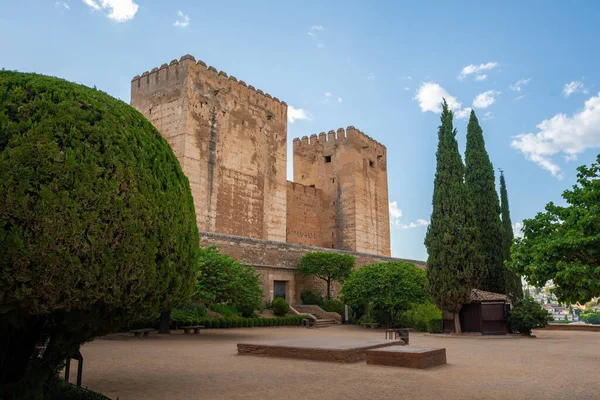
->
[425, 100, 483, 334]
[465, 110, 504, 294]
[499, 170, 523, 302]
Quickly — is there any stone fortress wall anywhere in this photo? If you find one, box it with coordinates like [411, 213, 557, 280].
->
[131, 54, 418, 302]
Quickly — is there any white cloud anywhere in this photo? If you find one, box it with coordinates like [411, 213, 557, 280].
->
[458, 62, 498, 81]
[325, 92, 331, 97]
[513, 222, 524, 239]
[366, 73, 375, 81]
[509, 78, 530, 92]
[515, 95, 526, 101]
[56, 1, 70, 9]
[308, 25, 325, 48]
[389, 201, 403, 227]
[400, 219, 430, 229]
[483, 111, 494, 120]
[404, 87, 410, 91]
[563, 81, 588, 97]
[473, 90, 500, 108]
[173, 10, 190, 28]
[174, 10, 189, 27]
[402, 76, 413, 80]
[389, 201, 429, 229]
[455, 108, 472, 119]
[511, 92, 600, 178]
[415, 82, 461, 113]
[338, 97, 343, 104]
[81, 0, 138, 22]
[288, 106, 310, 123]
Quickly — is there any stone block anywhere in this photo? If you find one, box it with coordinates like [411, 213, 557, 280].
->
[365, 346, 446, 369]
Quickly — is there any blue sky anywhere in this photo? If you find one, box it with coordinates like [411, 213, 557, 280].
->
[2, 1, 600, 261]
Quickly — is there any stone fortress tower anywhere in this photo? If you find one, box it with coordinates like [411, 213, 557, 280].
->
[131, 54, 406, 301]
[130, 54, 390, 257]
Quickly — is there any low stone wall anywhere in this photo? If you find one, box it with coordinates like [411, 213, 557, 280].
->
[199, 231, 426, 303]
[540, 324, 600, 332]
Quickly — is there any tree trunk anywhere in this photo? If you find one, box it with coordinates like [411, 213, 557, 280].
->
[326, 278, 331, 300]
[158, 310, 171, 334]
[453, 312, 462, 334]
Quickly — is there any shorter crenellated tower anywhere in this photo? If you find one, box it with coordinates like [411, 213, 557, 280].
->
[293, 126, 390, 256]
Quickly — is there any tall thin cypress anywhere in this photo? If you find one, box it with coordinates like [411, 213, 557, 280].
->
[465, 110, 504, 294]
[499, 170, 523, 302]
[425, 100, 483, 334]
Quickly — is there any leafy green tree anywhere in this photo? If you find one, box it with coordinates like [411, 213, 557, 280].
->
[465, 110, 504, 294]
[499, 171, 523, 302]
[0, 72, 199, 397]
[196, 247, 263, 311]
[297, 252, 355, 300]
[581, 312, 600, 324]
[425, 101, 483, 334]
[341, 262, 428, 327]
[508, 297, 552, 335]
[509, 157, 600, 305]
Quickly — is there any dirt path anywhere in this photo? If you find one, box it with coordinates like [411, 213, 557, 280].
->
[78, 326, 600, 400]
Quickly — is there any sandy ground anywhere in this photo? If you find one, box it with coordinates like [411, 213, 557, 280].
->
[78, 325, 600, 400]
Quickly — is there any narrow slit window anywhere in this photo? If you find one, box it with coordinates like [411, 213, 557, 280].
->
[369, 160, 375, 168]
[324, 155, 332, 163]
[332, 178, 335, 183]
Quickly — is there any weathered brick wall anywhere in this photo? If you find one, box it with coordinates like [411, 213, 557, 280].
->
[131, 55, 288, 242]
[286, 181, 323, 247]
[292, 127, 390, 256]
[200, 231, 425, 302]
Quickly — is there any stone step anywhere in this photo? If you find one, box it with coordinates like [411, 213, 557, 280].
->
[314, 319, 337, 326]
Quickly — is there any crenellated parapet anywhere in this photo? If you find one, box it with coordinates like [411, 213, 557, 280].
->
[287, 180, 321, 197]
[131, 54, 287, 118]
[292, 126, 386, 155]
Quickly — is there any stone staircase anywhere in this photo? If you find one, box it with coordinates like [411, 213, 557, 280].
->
[291, 305, 342, 328]
[312, 314, 338, 328]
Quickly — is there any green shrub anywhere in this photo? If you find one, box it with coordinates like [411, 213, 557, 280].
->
[238, 305, 256, 318]
[323, 299, 345, 316]
[171, 303, 208, 327]
[394, 302, 442, 332]
[0, 71, 199, 397]
[358, 314, 378, 324]
[272, 298, 289, 317]
[212, 319, 220, 329]
[300, 290, 324, 306]
[210, 304, 239, 318]
[428, 319, 443, 333]
[581, 312, 600, 324]
[509, 297, 553, 335]
[44, 376, 110, 400]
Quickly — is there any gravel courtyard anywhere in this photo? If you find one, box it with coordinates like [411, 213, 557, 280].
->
[79, 325, 600, 400]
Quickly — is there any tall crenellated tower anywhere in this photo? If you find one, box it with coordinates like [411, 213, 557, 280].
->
[131, 55, 288, 242]
[293, 127, 391, 256]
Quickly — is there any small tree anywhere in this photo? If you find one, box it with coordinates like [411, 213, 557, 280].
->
[196, 247, 263, 311]
[341, 262, 428, 327]
[425, 100, 483, 334]
[509, 297, 552, 336]
[297, 252, 355, 300]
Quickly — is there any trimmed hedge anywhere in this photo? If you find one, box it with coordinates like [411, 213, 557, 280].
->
[272, 298, 290, 317]
[172, 316, 310, 329]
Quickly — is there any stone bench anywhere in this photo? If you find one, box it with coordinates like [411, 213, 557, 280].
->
[366, 346, 446, 369]
[181, 325, 204, 334]
[130, 328, 155, 338]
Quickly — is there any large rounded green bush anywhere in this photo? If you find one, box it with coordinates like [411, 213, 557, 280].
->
[0, 72, 199, 397]
[272, 298, 289, 317]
